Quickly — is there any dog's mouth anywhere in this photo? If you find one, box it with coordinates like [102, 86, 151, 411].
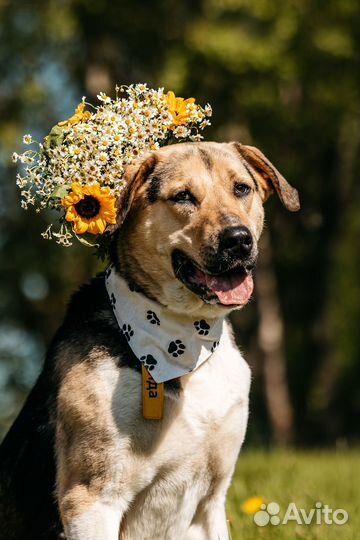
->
[171, 250, 254, 306]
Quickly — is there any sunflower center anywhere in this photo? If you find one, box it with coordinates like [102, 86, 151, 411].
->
[75, 195, 100, 219]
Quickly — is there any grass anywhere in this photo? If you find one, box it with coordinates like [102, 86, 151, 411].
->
[227, 450, 360, 540]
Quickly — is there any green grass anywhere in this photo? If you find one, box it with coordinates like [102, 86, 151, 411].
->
[227, 450, 360, 540]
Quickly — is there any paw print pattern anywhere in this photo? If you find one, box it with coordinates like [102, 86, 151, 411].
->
[122, 324, 134, 342]
[168, 339, 186, 357]
[105, 266, 113, 280]
[194, 319, 210, 336]
[128, 281, 142, 293]
[140, 354, 158, 372]
[146, 310, 160, 326]
[211, 340, 220, 353]
[110, 293, 116, 309]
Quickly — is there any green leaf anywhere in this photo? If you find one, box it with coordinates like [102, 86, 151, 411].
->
[51, 185, 71, 198]
[44, 125, 65, 149]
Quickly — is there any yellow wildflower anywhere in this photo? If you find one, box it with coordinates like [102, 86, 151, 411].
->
[166, 90, 195, 126]
[241, 496, 265, 514]
[58, 103, 91, 127]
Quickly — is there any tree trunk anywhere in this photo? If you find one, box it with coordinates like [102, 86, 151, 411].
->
[256, 229, 294, 446]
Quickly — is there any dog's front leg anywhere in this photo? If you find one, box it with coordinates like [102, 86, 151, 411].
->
[60, 496, 124, 540]
[187, 460, 240, 540]
[187, 497, 229, 540]
[57, 442, 130, 540]
[55, 367, 132, 540]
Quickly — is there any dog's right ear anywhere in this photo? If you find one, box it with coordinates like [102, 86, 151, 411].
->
[106, 153, 158, 233]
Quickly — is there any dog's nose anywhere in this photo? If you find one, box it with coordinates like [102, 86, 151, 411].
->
[219, 226, 253, 257]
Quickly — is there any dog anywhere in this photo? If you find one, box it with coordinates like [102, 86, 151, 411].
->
[0, 141, 299, 540]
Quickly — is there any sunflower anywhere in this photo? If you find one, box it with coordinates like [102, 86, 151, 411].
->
[62, 182, 117, 235]
[166, 91, 195, 126]
[58, 103, 91, 127]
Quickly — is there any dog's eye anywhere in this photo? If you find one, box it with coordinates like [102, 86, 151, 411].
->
[169, 190, 197, 205]
[234, 183, 252, 198]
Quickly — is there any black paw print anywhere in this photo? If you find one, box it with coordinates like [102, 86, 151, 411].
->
[211, 340, 220, 353]
[194, 319, 210, 336]
[146, 310, 160, 326]
[128, 281, 142, 293]
[168, 340, 186, 357]
[105, 266, 113, 279]
[122, 323, 134, 342]
[110, 293, 116, 309]
[140, 354, 158, 372]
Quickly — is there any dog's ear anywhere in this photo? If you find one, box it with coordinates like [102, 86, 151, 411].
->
[232, 142, 300, 211]
[106, 153, 158, 233]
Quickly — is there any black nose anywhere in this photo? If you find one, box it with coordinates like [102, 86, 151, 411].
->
[219, 226, 253, 257]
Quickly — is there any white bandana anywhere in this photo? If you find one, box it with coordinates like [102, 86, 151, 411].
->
[105, 265, 225, 384]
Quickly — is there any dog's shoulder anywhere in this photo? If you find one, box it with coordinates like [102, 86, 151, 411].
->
[49, 272, 138, 374]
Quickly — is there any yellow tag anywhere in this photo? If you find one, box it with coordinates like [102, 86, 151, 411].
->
[142, 364, 164, 420]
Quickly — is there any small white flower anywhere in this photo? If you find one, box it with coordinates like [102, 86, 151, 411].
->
[204, 104, 212, 117]
[173, 125, 190, 138]
[97, 92, 111, 104]
[97, 151, 109, 164]
[23, 134, 33, 145]
[12, 152, 19, 163]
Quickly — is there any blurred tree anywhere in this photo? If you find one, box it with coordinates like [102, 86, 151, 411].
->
[0, 0, 359, 445]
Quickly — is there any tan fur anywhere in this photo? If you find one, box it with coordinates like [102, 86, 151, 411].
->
[56, 352, 119, 525]
[116, 142, 269, 318]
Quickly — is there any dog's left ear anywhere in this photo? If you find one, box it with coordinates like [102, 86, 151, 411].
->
[232, 142, 300, 211]
[106, 153, 158, 233]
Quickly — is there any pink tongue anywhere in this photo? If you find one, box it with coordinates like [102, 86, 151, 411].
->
[205, 273, 254, 306]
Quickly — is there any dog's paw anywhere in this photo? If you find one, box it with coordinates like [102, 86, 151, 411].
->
[122, 323, 134, 342]
[146, 310, 160, 326]
[194, 319, 210, 336]
[168, 339, 186, 357]
[140, 354, 158, 371]
[211, 340, 220, 353]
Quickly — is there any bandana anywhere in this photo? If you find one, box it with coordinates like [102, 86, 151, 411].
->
[105, 265, 225, 384]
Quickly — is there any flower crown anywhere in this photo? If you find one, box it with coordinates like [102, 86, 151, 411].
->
[13, 84, 212, 255]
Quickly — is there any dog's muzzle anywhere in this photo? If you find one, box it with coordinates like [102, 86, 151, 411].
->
[172, 227, 256, 307]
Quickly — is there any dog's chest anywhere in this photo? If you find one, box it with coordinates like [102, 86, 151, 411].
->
[98, 326, 251, 539]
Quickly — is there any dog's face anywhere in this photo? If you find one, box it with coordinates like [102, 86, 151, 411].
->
[111, 142, 299, 318]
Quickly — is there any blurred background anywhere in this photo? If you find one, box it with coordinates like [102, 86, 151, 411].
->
[0, 0, 359, 447]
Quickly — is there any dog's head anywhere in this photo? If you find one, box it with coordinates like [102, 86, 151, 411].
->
[110, 141, 300, 318]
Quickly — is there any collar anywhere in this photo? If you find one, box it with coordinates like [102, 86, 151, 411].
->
[105, 265, 225, 384]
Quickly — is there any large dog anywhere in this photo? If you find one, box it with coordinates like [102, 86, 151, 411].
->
[0, 141, 299, 540]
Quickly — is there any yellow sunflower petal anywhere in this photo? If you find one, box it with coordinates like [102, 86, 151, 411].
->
[101, 209, 117, 224]
[175, 97, 184, 109]
[100, 186, 112, 196]
[62, 192, 81, 207]
[88, 217, 107, 235]
[65, 207, 78, 222]
[73, 218, 89, 235]
[71, 182, 85, 196]
[75, 103, 85, 115]
[58, 103, 90, 127]
[166, 91, 176, 110]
